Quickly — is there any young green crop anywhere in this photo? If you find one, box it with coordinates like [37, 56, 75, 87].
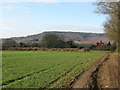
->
[2, 51, 107, 88]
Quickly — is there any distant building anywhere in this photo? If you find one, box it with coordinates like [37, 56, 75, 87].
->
[91, 41, 106, 50]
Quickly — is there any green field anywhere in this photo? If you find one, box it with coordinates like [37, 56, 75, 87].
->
[2, 51, 107, 88]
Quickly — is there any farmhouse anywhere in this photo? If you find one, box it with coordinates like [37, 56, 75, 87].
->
[91, 41, 106, 50]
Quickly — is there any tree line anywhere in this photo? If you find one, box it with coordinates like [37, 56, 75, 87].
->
[2, 34, 77, 48]
[95, 1, 120, 52]
[2, 34, 116, 51]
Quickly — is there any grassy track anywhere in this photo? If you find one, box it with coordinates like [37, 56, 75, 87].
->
[2, 51, 107, 88]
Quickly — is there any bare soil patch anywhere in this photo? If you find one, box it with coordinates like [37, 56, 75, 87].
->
[71, 53, 119, 89]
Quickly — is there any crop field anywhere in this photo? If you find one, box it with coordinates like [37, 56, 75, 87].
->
[2, 51, 107, 88]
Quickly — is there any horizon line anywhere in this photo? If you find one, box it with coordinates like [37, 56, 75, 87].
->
[2, 31, 105, 39]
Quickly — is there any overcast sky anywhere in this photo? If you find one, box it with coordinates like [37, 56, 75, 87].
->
[0, 0, 107, 38]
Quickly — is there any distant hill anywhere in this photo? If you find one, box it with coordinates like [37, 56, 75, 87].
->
[4, 31, 110, 43]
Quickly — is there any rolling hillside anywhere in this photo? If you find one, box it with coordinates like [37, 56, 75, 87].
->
[4, 31, 110, 43]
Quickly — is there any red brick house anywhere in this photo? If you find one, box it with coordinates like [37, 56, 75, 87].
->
[91, 41, 106, 50]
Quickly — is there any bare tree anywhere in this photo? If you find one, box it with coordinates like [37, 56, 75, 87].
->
[95, 1, 120, 50]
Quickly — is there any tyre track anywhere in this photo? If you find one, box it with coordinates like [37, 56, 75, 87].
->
[89, 56, 109, 89]
[2, 63, 61, 86]
[71, 53, 109, 88]
[3, 66, 18, 69]
[44, 62, 85, 88]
